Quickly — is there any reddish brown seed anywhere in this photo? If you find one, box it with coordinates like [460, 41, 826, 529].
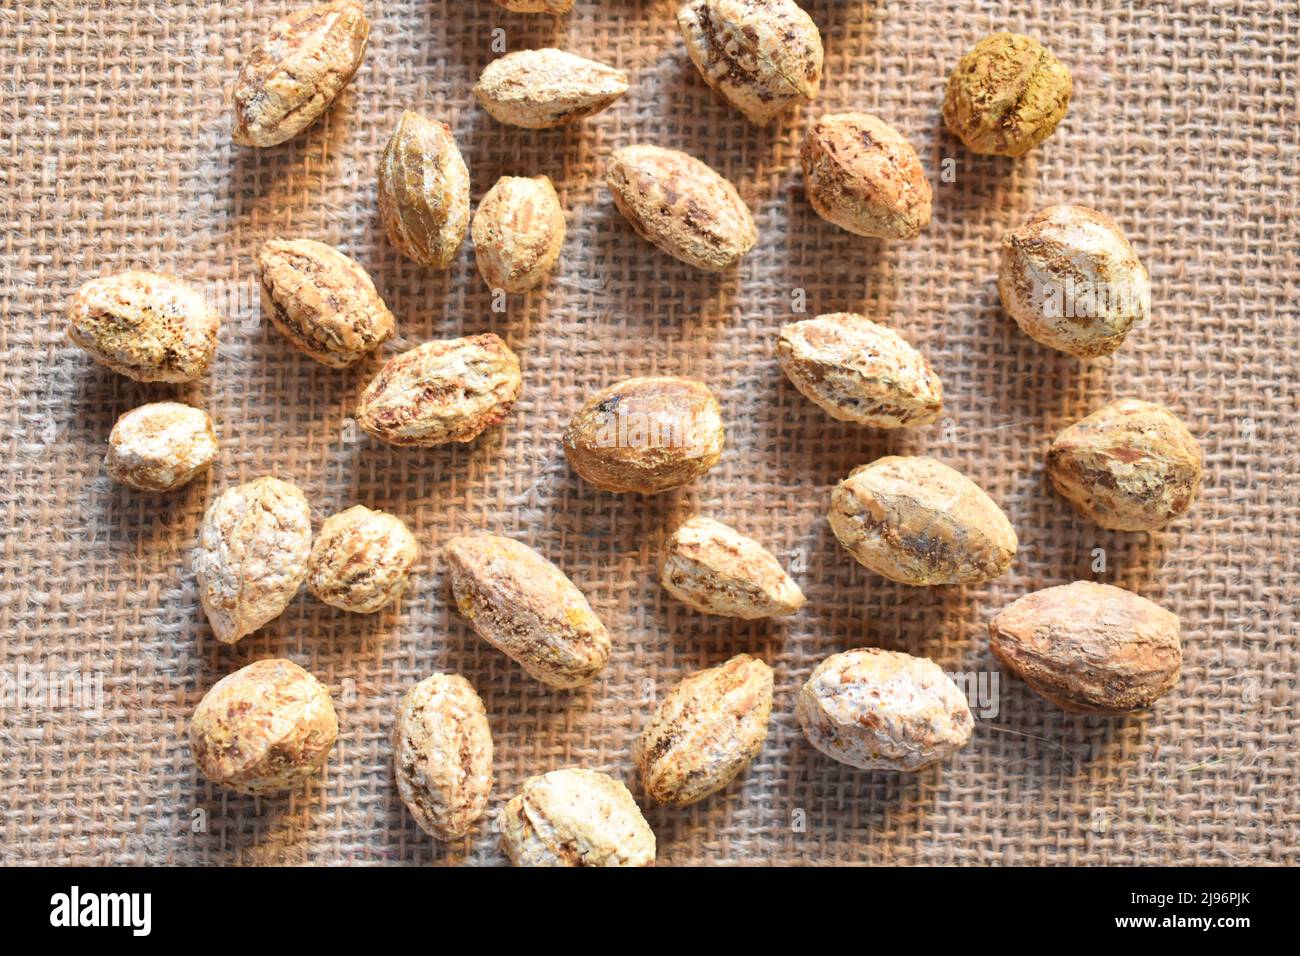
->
[801, 112, 931, 239]
[989, 581, 1182, 715]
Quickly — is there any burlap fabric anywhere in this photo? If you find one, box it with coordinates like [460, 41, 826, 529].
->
[1, 0, 1296, 866]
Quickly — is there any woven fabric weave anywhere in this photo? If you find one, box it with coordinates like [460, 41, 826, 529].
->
[1, 0, 1296, 865]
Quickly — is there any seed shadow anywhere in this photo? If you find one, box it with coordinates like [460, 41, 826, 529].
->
[221, 105, 358, 249]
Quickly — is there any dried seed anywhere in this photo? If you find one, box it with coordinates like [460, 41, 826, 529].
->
[563, 375, 726, 494]
[105, 402, 218, 492]
[474, 48, 629, 129]
[1045, 399, 1203, 531]
[998, 205, 1150, 358]
[829, 456, 1018, 586]
[231, 0, 369, 147]
[194, 476, 312, 644]
[500, 768, 656, 866]
[677, 0, 824, 125]
[660, 517, 804, 618]
[802, 112, 932, 239]
[258, 238, 395, 367]
[393, 673, 494, 840]
[777, 313, 943, 427]
[68, 271, 220, 383]
[472, 175, 566, 293]
[378, 110, 471, 269]
[354, 335, 522, 447]
[634, 654, 774, 805]
[989, 581, 1182, 714]
[443, 533, 611, 688]
[190, 659, 338, 794]
[307, 505, 419, 613]
[796, 648, 974, 771]
[942, 32, 1072, 157]
[606, 144, 758, 271]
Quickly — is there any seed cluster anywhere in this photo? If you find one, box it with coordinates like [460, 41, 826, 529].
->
[67, 2, 1205, 866]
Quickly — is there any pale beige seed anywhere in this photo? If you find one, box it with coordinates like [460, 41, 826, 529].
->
[105, 402, 218, 492]
[194, 477, 313, 644]
[258, 238, 395, 367]
[393, 673, 493, 840]
[563, 376, 726, 494]
[998, 205, 1150, 358]
[634, 654, 774, 806]
[494, 0, 574, 11]
[378, 111, 471, 269]
[777, 313, 943, 427]
[678, 0, 824, 126]
[796, 648, 973, 771]
[828, 456, 1018, 586]
[606, 144, 757, 271]
[802, 112, 932, 239]
[307, 506, 419, 613]
[660, 517, 804, 618]
[989, 581, 1182, 715]
[443, 534, 611, 689]
[942, 33, 1072, 157]
[354, 335, 522, 447]
[472, 175, 566, 293]
[474, 49, 629, 129]
[231, 0, 369, 148]
[1045, 399, 1203, 531]
[68, 271, 220, 383]
[190, 659, 338, 794]
[500, 768, 656, 867]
